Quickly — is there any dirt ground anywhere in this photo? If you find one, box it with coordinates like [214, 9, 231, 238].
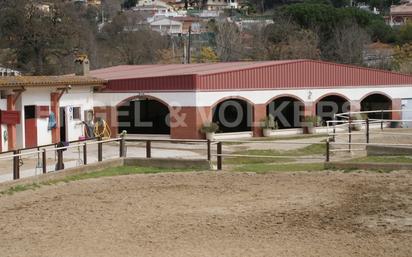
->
[0, 171, 411, 257]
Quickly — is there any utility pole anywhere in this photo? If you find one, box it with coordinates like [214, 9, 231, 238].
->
[187, 26, 192, 64]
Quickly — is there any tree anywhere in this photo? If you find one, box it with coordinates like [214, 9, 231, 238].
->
[278, 29, 320, 59]
[281, 3, 393, 43]
[0, 0, 98, 74]
[324, 21, 370, 64]
[102, 0, 122, 20]
[393, 43, 412, 74]
[101, 13, 169, 64]
[215, 21, 244, 61]
[397, 23, 412, 45]
[199, 47, 219, 62]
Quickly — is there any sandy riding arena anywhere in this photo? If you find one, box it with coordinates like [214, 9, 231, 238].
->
[0, 171, 411, 257]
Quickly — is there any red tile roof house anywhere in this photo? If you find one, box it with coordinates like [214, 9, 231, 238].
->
[91, 59, 412, 140]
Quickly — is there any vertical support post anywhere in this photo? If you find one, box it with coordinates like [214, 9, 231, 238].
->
[120, 134, 126, 158]
[98, 137, 103, 162]
[381, 110, 384, 130]
[83, 143, 87, 165]
[332, 114, 336, 142]
[326, 139, 330, 162]
[42, 149, 47, 174]
[13, 150, 20, 180]
[348, 117, 352, 152]
[217, 142, 222, 170]
[56, 150, 64, 171]
[366, 118, 370, 144]
[207, 139, 211, 161]
[146, 140, 151, 158]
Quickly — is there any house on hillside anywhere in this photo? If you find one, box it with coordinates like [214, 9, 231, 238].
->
[388, 1, 412, 26]
[172, 16, 202, 34]
[150, 18, 183, 35]
[203, 0, 238, 10]
[0, 67, 21, 77]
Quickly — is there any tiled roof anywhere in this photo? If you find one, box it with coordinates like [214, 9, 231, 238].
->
[0, 75, 106, 88]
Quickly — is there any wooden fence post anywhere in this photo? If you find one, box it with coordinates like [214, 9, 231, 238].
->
[217, 142, 222, 170]
[98, 137, 103, 162]
[326, 139, 330, 162]
[366, 118, 370, 144]
[120, 134, 126, 158]
[207, 139, 211, 161]
[56, 149, 64, 171]
[83, 143, 87, 165]
[348, 118, 352, 152]
[146, 140, 151, 158]
[42, 149, 47, 174]
[13, 150, 20, 180]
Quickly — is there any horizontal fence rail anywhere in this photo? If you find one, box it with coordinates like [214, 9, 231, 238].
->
[0, 136, 214, 182]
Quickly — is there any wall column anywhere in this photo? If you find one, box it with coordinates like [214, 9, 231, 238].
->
[304, 102, 315, 117]
[6, 95, 17, 150]
[50, 92, 60, 144]
[253, 104, 266, 137]
[350, 100, 361, 113]
[392, 98, 402, 121]
[170, 106, 211, 139]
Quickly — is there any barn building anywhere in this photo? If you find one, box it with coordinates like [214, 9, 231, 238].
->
[2, 59, 412, 151]
[91, 59, 412, 140]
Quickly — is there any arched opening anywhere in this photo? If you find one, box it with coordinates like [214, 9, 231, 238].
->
[266, 96, 304, 129]
[117, 98, 170, 134]
[361, 93, 392, 119]
[212, 99, 253, 133]
[316, 95, 350, 125]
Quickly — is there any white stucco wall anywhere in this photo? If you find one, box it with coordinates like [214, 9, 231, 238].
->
[194, 86, 412, 107]
[93, 86, 412, 108]
[21, 88, 53, 147]
[56, 87, 94, 142]
[17, 86, 94, 148]
[93, 92, 197, 107]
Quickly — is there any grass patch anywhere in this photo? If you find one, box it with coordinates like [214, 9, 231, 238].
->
[57, 166, 196, 183]
[224, 143, 326, 164]
[220, 134, 328, 145]
[0, 166, 197, 196]
[349, 156, 412, 164]
[0, 183, 41, 195]
[233, 162, 325, 173]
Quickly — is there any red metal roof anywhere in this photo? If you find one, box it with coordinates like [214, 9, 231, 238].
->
[90, 60, 412, 92]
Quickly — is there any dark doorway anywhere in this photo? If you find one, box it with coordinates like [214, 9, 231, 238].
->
[117, 99, 170, 134]
[59, 107, 67, 142]
[267, 97, 304, 129]
[212, 99, 252, 133]
[316, 95, 350, 125]
[361, 94, 392, 119]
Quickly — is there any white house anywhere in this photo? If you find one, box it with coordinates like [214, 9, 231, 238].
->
[0, 67, 21, 77]
[149, 18, 183, 35]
